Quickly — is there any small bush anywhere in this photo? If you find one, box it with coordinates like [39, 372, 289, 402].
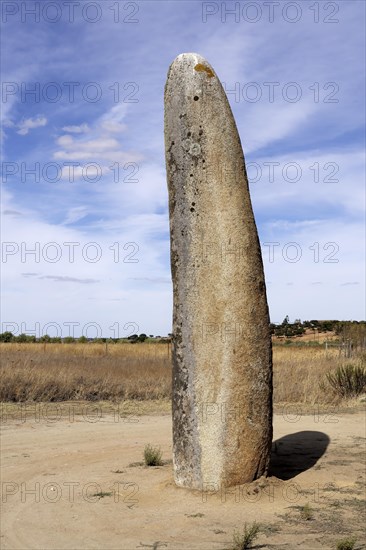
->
[232, 522, 260, 550]
[326, 363, 366, 397]
[300, 503, 314, 521]
[143, 444, 163, 466]
[336, 537, 357, 550]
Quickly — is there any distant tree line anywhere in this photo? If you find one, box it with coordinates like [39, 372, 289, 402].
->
[270, 317, 366, 339]
[0, 332, 172, 344]
[1, 321, 365, 346]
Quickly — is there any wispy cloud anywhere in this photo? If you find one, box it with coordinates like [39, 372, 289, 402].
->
[39, 276, 100, 284]
[62, 206, 88, 225]
[3, 209, 23, 217]
[129, 277, 171, 284]
[21, 273, 99, 284]
[62, 123, 90, 134]
[53, 104, 140, 169]
[16, 116, 47, 135]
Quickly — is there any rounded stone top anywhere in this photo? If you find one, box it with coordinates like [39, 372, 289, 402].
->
[167, 53, 216, 81]
[174, 52, 208, 63]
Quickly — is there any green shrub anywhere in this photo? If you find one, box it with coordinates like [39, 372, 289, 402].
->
[336, 537, 357, 550]
[143, 444, 163, 466]
[326, 363, 366, 397]
[232, 522, 260, 550]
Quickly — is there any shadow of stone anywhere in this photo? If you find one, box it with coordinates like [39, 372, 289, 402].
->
[269, 430, 330, 480]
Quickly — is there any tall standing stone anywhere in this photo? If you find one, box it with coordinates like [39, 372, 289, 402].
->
[164, 53, 272, 490]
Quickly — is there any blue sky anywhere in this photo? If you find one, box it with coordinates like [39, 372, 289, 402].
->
[1, 0, 365, 337]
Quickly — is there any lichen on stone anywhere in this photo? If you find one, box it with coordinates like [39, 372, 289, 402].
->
[194, 63, 214, 78]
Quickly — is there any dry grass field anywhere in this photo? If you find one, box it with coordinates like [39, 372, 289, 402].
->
[0, 342, 171, 403]
[0, 341, 362, 406]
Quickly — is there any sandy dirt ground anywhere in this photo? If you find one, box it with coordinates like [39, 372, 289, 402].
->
[1, 404, 365, 550]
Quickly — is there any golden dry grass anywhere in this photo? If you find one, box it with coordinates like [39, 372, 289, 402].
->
[0, 343, 171, 402]
[273, 345, 341, 404]
[0, 342, 357, 405]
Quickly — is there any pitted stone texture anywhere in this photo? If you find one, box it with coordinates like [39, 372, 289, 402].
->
[165, 53, 273, 489]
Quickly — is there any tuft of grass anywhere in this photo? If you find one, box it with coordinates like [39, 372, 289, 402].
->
[300, 503, 314, 521]
[336, 537, 357, 550]
[232, 522, 260, 550]
[326, 363, 366, 398]
[92, 491, 113, 499]
[143, 443, 163, 466]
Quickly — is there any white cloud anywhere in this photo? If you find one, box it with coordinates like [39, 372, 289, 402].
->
[100, 104, 129, 134]
[0, 188, 172, 336]
[16, 116, 47, 136]
[260, 217, 365, 322]
[61, 123, 90, 134]
[62, 206, 88, 225]
[53, 135, 124, 161]
[249, 149, 365, 219]
[60, 164, 108, 181]
[53, 105, 142, 165]
[2, 120, 15, 128]
[242, 100, 317, 154]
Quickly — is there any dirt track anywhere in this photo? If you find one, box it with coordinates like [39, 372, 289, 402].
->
[1, 405, 365, 549]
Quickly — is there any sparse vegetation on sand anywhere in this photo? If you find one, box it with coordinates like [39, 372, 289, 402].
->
[232, 521, 260, 550]
[143, 443, 163, 466]
[299, 502, 314, 521]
